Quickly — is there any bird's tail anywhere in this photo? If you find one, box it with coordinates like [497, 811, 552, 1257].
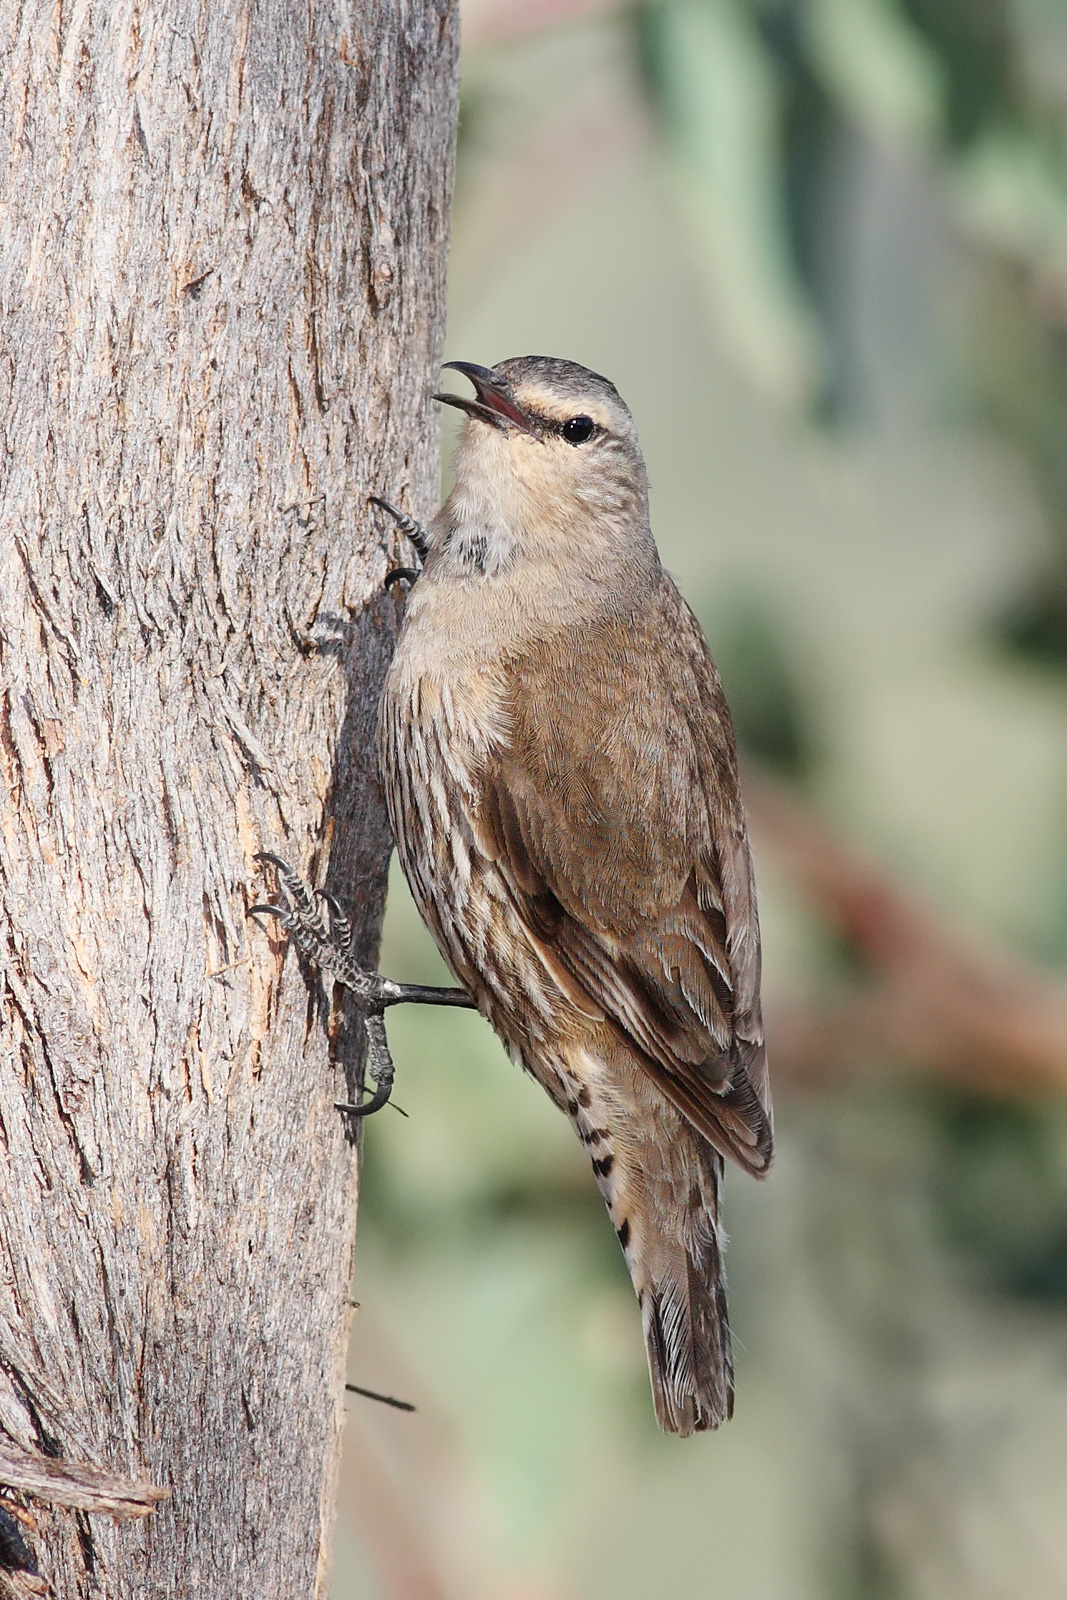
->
[608, 1127, 733, 1434]
[564, 1051, 735, 1434]
[638, 1145, 733, 1435]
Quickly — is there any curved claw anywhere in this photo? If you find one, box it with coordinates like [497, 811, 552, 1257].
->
[316, 889, 352, 953]
[253, 852, 318, 918]
[253, 851, 292, 872]
[334, 1080, 393, 1118]
[368, 494, 406, 521]
[248, 903, 288, 923]
[385, 566, 420, 591]
[335, 1011, 396, 1117]
[369, 494, 430, 560]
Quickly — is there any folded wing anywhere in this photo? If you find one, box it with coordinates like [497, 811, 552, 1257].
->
[472, 580, 772, 1176]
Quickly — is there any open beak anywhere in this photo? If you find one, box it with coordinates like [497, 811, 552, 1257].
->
[434, 361, 539, 437]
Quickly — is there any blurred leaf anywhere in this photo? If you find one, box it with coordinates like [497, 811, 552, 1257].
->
[994, 577, 1067, 668]
[899, 0, 1015, 148]
[807, 0, 945, 146]
[955, 124, 1067, 283]
[703, 592, 817, 777]
[637, 0, 825, 404]
[931, 1090, 1067, 1301]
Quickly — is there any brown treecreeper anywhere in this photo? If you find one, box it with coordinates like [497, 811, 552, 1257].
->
[253, 357, 772, 1434]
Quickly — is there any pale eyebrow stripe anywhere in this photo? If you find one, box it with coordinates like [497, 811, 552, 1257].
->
[518, 397, 614, 431]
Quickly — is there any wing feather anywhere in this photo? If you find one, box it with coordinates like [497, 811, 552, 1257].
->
[473, 578, 772, 1176]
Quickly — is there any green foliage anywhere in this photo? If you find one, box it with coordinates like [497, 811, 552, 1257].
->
[930, 1091, 1067, 1301]
[703, 591, 817, 777]
[900, 0, 1016, 147]
[638, 0, 1067, 646]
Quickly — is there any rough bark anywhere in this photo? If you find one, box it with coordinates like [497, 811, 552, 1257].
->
[0, 2, 457, 1594]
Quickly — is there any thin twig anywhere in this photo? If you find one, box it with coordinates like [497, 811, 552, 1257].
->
[345, 1383, 416, 1414]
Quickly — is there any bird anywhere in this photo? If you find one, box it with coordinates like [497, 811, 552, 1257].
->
[374, 356, 773, 1435]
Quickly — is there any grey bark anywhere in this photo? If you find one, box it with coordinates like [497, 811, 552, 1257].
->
[0, 2, 458, 1595]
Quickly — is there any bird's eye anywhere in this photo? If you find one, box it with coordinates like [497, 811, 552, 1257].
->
[562, 415, 595, 445]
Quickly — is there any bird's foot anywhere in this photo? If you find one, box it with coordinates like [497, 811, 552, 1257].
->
[250, 852, 390, 1010]
[249, 853, 473, 1117]
[370, 495, 429, 590]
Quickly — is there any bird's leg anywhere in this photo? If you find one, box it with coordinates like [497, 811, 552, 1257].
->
[370, 495, 429, 589]
[249, 853, 472, 1117]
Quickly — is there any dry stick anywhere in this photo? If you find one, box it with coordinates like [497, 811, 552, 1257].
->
[345, 1383, 416, 1414]
[745, 771, 1067, 1095]
[0, 1441, 168, 1519]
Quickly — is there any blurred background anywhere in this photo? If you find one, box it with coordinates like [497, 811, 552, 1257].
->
[332, 3, 1067, 1595]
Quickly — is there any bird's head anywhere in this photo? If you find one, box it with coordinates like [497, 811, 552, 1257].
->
[434, 356, 654, 579]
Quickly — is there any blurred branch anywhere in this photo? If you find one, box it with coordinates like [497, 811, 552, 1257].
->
[337, 1420, 451, 1600]
[461, 0, 624, 47]
[339, 1313, 517, 1600]
[747, 772, 1067, 1095]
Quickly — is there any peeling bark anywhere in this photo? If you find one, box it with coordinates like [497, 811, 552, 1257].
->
[0, 2, 458, 1593]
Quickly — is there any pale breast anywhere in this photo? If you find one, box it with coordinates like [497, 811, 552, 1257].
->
[377, 625, 562, 1060]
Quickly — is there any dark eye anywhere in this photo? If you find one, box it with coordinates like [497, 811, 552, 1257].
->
[562, 415, 595, 445]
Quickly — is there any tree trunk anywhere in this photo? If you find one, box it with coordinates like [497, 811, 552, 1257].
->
[0, 2, 457, 1594]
